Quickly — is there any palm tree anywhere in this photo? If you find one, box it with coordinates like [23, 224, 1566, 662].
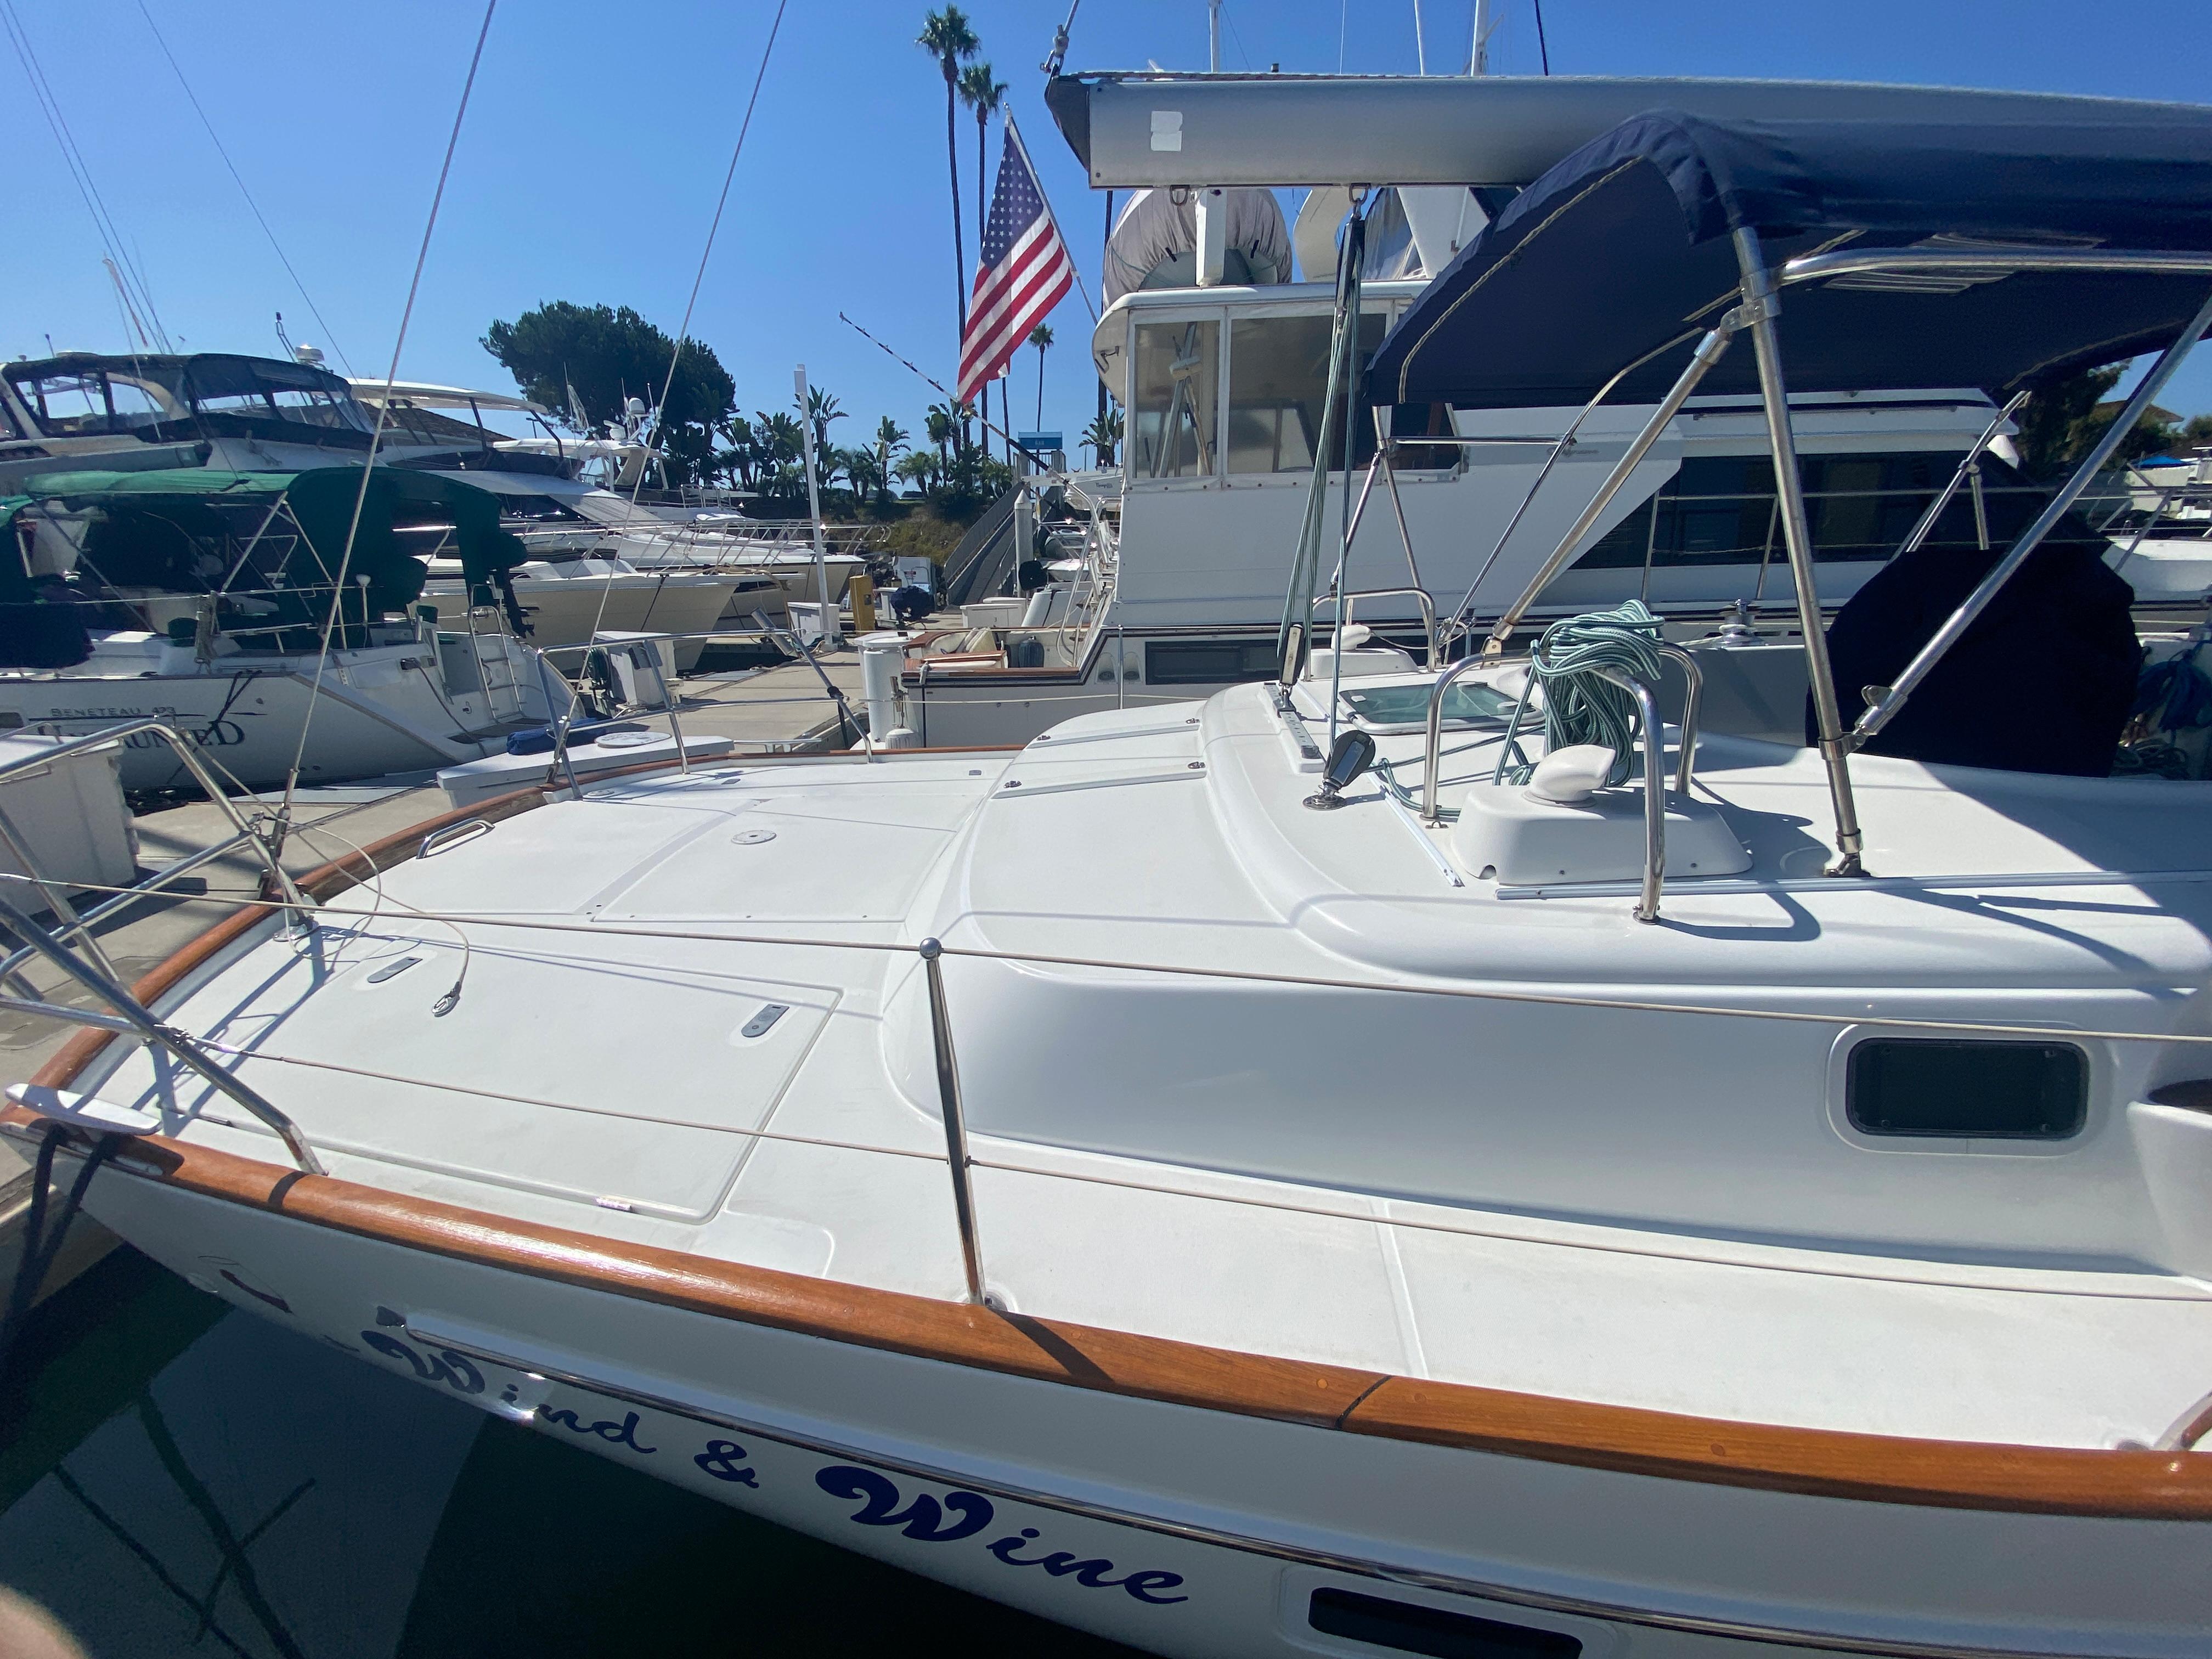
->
[874, 416, 909, 509]
[959, 60, 1007, 459]
[1027, 322, 1054, 432]
[917, 10, 979, 362]
[924, 403, 955, 465]
[799, 384, 846, 456]
[1082, 405, 1122, 469]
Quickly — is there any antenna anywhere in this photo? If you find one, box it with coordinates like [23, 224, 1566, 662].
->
[1208, 0, 1221, 70]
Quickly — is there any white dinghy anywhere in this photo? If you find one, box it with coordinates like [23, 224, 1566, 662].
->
[8, 109, 2212, 1659]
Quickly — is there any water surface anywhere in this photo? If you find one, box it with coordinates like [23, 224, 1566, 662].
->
[1, 1250, 1142, 1657]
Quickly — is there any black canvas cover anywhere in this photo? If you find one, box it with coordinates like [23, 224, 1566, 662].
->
[1820, 476, 2139, 777]
[1366, 109, 2212, 409]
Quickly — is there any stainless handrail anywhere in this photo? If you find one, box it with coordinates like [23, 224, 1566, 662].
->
[1653, 644, 1703, 797]
[1419, 655, 1499, 825]
[1312, 586, 1440, 672]
[0, 719, 310, 926]
[0, 718, 325, 1171]
[1594, 667, 1667, 923]
[918, 938, 988, 1304]
[1418, 647, 1689, 913]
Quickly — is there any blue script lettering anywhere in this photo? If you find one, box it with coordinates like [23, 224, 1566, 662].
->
[985, 1529, 1189, 1602]
[537, 1406, 657, 1455]
[693, 1440, 759, 1487]
[358, 1330, 484, 1396]
[815, 1465, 994, 1542]
[814, 1467, 1188, 1605]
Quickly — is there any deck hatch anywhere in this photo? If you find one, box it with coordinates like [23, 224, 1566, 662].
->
[1307, 1588, 1582, 1658]
[1846, 1038, 2087, 1139]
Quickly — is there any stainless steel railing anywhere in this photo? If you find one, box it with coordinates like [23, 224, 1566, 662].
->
[1312, 585, 1440, 672]
[1418, 646, 1703, 922]
[0, 719, 323, 1173]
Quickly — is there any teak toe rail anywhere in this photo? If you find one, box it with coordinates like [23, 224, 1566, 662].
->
[14, 761, 2211, 1523]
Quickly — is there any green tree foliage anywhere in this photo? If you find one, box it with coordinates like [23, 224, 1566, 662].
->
[1082, 404, 1122, 468]
[482, 301, 735, 486]
[874, 416, 910, 507]
[895, 449, 940, 494]
[800, 385, 847, 458]
[2015, 364, 2188, 479]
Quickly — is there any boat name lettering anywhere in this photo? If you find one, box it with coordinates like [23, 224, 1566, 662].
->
[536, 1405, 658, 1455]
[814, 1467, 1187, 1605]
[984, 1529, 1188, 1602]
[124, 719, 248, 749]
[693, 1440, 759, 1486]
[358, 1329, 485, 1396]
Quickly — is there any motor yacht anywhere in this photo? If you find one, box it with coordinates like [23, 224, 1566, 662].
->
[889, 74, 2195, 748]
[0, 466, 557, 789]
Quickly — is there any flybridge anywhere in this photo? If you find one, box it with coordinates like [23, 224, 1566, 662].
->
[1044, 71, 2212, 189]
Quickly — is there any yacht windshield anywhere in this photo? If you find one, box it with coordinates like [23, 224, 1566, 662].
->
[2, 354, 377, 441]
[180, 356, 374, 433]
[5, 364, 182, 437]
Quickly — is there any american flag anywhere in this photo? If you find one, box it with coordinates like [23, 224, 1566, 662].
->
[957, 121, 1074, 404]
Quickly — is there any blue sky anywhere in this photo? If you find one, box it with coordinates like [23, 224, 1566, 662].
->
[5, 0, 2207, 453]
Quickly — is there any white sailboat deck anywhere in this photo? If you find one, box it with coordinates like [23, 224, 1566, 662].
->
[81, 676, 2212, 1453]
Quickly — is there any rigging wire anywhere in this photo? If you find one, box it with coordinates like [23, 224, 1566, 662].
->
[625, 0, 790, 517]
[0, 0, 172, 349]
[561, 0, 792, 731]
[134, 0, 356, 375]
[275, 0, 497, 832]
[1533, 0, 1550, 74]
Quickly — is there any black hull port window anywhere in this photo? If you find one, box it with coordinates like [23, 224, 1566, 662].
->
[1145, 638, 1282, 685]
[1571, 452, 2058, 572]
[1847, 1039, 2087, 1139]
[1308, 1588, 1582, 1658]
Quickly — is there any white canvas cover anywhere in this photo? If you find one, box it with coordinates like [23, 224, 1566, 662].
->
[1102, 187, 1293, 305]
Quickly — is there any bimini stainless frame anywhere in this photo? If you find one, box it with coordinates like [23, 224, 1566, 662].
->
[1457, 243, 2212, 879]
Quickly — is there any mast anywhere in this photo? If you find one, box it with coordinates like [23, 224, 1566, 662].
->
[1470, 0, 1494, 75]
[1208, 0, 1222, 71]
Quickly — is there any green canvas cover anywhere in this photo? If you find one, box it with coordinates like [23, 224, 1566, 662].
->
[1, 466, 528, 662]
